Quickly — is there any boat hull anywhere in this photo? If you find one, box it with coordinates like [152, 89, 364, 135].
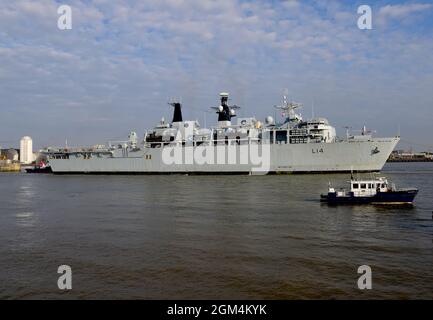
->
[25, 167, 53, 174]
[47, 137, 399, 174]
[321, 189, 419, 205]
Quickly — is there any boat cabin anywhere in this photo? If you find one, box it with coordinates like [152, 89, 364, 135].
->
[350, 177, 389, 196]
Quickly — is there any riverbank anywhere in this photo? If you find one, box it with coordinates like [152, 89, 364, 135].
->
[0, 161, 21, 172]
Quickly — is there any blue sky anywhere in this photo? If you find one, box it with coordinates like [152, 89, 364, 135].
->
[0, 0, 432, 150]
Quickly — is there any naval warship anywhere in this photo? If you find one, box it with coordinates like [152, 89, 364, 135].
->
[44, 93, 399, 174]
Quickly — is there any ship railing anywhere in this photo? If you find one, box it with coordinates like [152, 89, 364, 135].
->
[44, 147, 92, 153]
[146, 137, 263, 148]
[47, 147, 110, 153]
[108, 140, 131, 148]
[210, 137, 262, 145]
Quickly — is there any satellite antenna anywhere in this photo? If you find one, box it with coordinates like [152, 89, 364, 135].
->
[343, 126, 351, 140]
[311, 99, 315, 119]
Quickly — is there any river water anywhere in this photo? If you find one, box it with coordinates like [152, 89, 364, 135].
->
[0, 163, 432, 299]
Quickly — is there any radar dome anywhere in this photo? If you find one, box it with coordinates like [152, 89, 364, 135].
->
[265, 116, 274, 125]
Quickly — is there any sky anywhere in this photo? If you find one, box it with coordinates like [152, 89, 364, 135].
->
[0, 0, 432, 151]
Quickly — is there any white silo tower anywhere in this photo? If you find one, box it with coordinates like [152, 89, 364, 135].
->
[20, 136, 34, 164]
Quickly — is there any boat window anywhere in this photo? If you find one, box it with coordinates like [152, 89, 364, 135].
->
[276, 130, 288, 144]
[353, 183, 359, 189]
[361, 184, 367, 189]
[381, 184, 385, 188]
[368, 183, 372, 189]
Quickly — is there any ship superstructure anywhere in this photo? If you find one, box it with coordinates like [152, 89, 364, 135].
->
[44, 93, 399, 174]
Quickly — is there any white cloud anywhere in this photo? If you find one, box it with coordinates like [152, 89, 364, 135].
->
[377, 3, 433, 26]
[379, 3, 432, 18]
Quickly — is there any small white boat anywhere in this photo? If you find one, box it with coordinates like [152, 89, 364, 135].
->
[321, 176, 418, 205]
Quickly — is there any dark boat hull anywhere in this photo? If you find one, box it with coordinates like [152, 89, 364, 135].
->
[321, 189, 418, 205]
[25, 167, 53, 174]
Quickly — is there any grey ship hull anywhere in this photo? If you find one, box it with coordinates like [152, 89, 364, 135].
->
[48, 137, 399, 174]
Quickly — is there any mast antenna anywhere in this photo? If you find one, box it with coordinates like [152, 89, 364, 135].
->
[311, 99, 315, 119]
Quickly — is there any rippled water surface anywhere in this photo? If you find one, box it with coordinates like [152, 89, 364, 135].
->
[0, 163, 432, 299]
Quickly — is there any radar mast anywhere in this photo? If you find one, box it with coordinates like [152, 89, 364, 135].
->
[274, 94, 303, 124]
[211, 92, 240, 127]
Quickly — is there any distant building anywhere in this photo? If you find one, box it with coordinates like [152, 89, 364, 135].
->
[20, 136, 34, 164]
[6, 149, 19, 161]
[388, 150, 433, 162]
